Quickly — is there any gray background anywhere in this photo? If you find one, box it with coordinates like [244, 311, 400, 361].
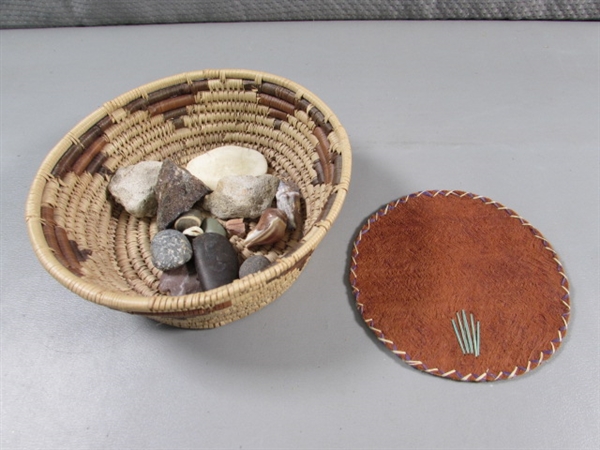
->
[1, 21, 599, 449]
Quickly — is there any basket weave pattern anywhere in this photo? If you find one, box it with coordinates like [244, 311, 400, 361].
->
[26, 70, 351, 328]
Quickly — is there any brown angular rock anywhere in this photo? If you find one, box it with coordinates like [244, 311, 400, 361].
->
[225, 218, 246, 237]
[155, 159, 211, 230]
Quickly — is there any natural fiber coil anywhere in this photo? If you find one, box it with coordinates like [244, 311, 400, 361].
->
[26, 69, 351, 328]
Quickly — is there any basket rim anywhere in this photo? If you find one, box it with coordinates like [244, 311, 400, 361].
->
[25, 68, 352, 314]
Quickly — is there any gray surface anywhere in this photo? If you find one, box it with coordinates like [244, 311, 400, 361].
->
[2, 0, 600, 28]
[1, 21, 599, 450]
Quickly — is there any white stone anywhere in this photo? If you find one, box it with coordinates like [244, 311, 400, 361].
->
[107, 161, 162, 218]
[186, 145, 268, 190]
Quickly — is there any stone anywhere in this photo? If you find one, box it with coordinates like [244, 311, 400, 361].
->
[239, 255, 272, 278]
[155, 159, 212, 230]
[107, 160, 162, 218]
[186, 145, 268, 190]
[158, 263, 202, 296]
[244, 208, 287, 248]
[173, 209, 205, 232]
[192, 233, 239, 291]
[151, 229, 193, 271]
[201, 217, 226, 236]
[203, 174, 280, 219]
[225, 218, 246, 237]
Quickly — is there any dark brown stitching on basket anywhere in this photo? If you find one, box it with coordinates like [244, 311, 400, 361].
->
[125, 97, 148, 113]
[72, 135, 109, 175]
[267, 108, 289, 121]
[190, 79, 210, 94]
[78, 125, 104, 149]
[257, 93, 296, 116]
[86, 152, 108, 176]
[96, 115, 114, 131]
[148, 95, 196, 116]
[70, 240, 91, 262]
[51, 144, 84, 177]
[332, 153, 343, 185]
[259, 82, 296, 105]
[40, 205, 88, 275]
[163, 106, 189, 122]
[147, 83, 192, 104]
[243, 80, 259, 91]
[295, 98, 310, 112]
[55, 226, 82, 275]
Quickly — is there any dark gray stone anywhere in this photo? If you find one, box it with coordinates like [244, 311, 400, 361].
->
[192, 233, 239, 291]
[151, 229, 193, 271]
[239, 255, 271, 278]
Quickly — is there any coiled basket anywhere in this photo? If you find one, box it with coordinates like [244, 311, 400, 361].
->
[26, 69, 351, 328]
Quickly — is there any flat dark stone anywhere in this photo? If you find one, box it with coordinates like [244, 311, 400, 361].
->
[192, 233, 239, 291]
[155, 159, 211, 230]
[239, 255, 271, 278]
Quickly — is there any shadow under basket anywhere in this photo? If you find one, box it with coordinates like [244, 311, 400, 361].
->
[26, 69, 352, 329]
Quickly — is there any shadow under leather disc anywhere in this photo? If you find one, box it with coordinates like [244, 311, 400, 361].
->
[349, 190, 571, 382]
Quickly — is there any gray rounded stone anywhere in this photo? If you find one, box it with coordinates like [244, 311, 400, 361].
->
[239, 255, 272, 278]
[151, 229, 193, 271]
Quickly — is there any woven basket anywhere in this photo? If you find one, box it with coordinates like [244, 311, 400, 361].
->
[26, 69, 351, 328]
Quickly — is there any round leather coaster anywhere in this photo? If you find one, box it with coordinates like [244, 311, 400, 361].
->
[349, 190, 570, 382]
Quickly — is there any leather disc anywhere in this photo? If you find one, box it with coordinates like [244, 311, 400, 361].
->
[349, 190, 570, 382]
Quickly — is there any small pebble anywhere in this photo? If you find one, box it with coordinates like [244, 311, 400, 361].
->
[201, 217, 226, 237]
[151, 229, 193, 271]
[107, 161, 162, 218]
[239, 255, 271, 278]
[173, 209, 205, 232]
[203, 174, 280, 219]
[186, 145, 268, 190]
[192, 233, 239, 291]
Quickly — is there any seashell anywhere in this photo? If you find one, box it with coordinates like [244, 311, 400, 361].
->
[276, 180, 302, 230]
[182, 226, 204, 237]
[173, 209, 204, 232]
[244, 208, 287, 248]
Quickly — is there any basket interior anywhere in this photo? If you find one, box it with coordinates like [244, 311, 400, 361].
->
[28, 70, 350, 311]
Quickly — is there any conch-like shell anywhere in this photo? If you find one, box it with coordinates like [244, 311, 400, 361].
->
[276, 181, 302, 230]
[244, 208, 287, 248]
